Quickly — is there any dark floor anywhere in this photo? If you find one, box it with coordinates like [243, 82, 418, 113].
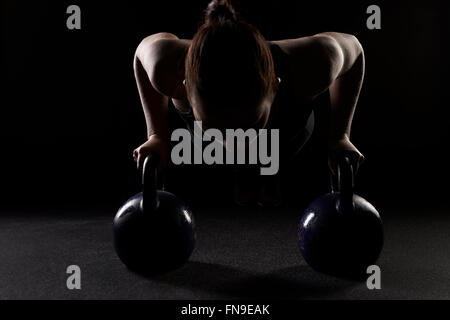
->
[0, 206, 449, 300]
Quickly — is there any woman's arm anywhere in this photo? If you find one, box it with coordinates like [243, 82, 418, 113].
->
[313, 32, 366, 173]
[278, 32, 365, 172]
[134, 33, 182, 139]
[132, 33, 179, 169]
[315, 32, 365, 142]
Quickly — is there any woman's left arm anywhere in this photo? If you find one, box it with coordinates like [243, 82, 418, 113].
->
[314, 32, 366, 174]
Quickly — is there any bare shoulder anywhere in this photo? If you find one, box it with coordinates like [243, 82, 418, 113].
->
[273, 32, 359, 65]
[135, 33, 191, 97]
[135, 32, 189, 70]
[272, 33, 358, 96]
[136, 33, 180, 59]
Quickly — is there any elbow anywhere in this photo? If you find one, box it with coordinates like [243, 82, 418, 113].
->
[343, 34, 365, 76]
[351, 35, 365, 63]
[133, 52, 140, 73]
[134, 38, 149, 71]
[353, 36, 365, 76]
[134, 39, 146, 73]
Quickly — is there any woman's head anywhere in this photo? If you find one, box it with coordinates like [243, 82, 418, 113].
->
[185, 0, 278, 130]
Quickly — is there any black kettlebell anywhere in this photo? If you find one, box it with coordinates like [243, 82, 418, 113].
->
[298, 156, 383, 278]
[113, 153, 195, 275]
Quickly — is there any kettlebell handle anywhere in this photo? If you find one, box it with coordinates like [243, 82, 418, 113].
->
[142, 152, 159, 212]
[331, 156, 355, 214]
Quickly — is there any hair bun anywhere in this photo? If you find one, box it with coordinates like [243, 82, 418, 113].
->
[205, 0, 237, 24]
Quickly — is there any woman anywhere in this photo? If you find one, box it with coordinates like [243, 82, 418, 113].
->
[132, 0, 365, 206]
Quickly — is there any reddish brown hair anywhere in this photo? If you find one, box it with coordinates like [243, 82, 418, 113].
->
[185, 0, 277, 115]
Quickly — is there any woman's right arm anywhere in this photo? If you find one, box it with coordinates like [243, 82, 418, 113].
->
[132, 33, 179, 169]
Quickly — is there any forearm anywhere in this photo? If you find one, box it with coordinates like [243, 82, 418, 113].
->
[134, 55, 169, 140]
[328, 48, 365, 141]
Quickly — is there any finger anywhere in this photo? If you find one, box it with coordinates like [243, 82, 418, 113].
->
[357, 154, 365, 172]
[328, 157, 337, 176]
[341, 151, 358, 169]
[330, 164, 336, 176]
[136, 154, 142, 170]
[353, 154, 364, 174]
[350, 153, 360, 173]
[360, 154, 366, 166]
[139, 155, 146, 171]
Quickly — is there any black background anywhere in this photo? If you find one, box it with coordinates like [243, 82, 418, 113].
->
[2, 0, 449, 213]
